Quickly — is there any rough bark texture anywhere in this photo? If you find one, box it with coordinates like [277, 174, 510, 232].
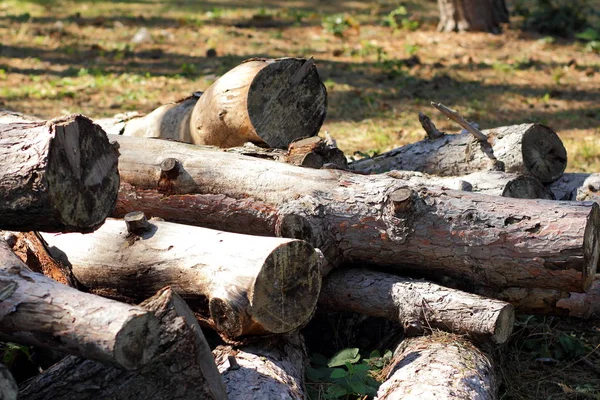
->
[319, 269, 514, 344]
[213, 333, 306, 399]
[0, 240, 159, 370]
[111, 134, 599, 292]
[376, 334, 497, 400]
[191, 57, 327, 148]
[549, 173, 600, 202]
[0, 363, 17, 400]
[19, 287, 227, 400]
[437, 0, 509, 33]
[349, 124, 567, 184]
[387, 170, 553, 199]
[0, 114, 120, 232]
[39, 217, 323, 340]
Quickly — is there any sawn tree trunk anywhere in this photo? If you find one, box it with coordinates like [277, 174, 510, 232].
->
[437, 0, 509, 33]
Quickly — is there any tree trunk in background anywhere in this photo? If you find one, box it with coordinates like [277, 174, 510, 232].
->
[437, 0, 509, 33]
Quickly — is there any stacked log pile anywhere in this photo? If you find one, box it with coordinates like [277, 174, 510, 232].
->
[1, 58, 599, 399]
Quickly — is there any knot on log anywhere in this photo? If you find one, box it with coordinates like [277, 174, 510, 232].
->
[389, 188, 414, 215]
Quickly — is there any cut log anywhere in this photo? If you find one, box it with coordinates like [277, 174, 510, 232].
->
[549, 173, 600, 202]
[39, 216, 323, 340]
[319, 269, 514, 344]
[190, 57, 327, 148]
[349, 123, 567, 184]
[19, 287, 227, 400]
[213, 333, 306, 399]
[0, 115, 120, 232]
[0, 363, 17, 400]
[387, 170, 553, 199]
[376, 333, 497, 399]
[0, 239, 159, 370]
[111, 134, 599, 292]
[438, 0, 509, 33]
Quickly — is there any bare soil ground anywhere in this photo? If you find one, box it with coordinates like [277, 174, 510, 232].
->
[1, 1, 599, 399]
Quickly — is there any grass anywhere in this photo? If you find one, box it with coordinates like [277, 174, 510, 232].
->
[1, 0, 600, 398]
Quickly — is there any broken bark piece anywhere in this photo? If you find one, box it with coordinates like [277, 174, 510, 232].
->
[191, 57, 327, 148]
[376, 333, 497, 399]
[214, 333, 306, 399]
[0, 114, 120, 232]
[0, 363, 17, 400]
[111, 134, 599, 292]
[19, 287, 227, 400]
[0, 239, 159, 370]
[319, 269, 514, 344]
[39, 217, 323, 340]
[349, 123, 567, 184]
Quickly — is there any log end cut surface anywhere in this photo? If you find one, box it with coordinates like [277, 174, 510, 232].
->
[521, 124, 567, 184]
[583, 202, 600, 291]
[248, 58, 327, 149]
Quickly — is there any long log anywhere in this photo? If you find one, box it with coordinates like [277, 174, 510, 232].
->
[0, 239, 159, 370]
[190, 57, 327, 148]
[0, 364, 17, 400]
[19, 287, 227, 400]
[319, 269, 514, 344]
[111, 134, 599, 292]
[549, 173, 600, 202]
[213, 333, 306, 399]
[376, 333, 497, 400]
[39, 216, 323, 340]
[349, 123, 567, 184]
[0, 114, 119, 232]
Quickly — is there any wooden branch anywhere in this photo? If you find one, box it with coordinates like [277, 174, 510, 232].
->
[432, 102, 487, 142]
[111, 134, 599, 292]
[214, 333, 306, 399]
[319, 269, 514, 344]
[0, 239, 160, 370]
[418, 112, 445, 140]
[39, 217, 323, 340]
[0, 363, 17, 400]
[19, 287, 227, 400]
[0, 114, 119, 232]
[349, 123, 567, 184]
[377, 333, 497, 399]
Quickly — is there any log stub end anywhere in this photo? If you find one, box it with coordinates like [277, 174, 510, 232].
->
[521, 124, 567, 184]
[389, 188, 414, 215]
[501, 175, 554, 200]
[583, 202, 600, 291]
[276, 213, 316, 245]
[124, 211, 151, 234]
[160, 157, 179, 174]
[114, 310, 161, 370]
[492, 303, 515, 344]
[209, 297, 247, 339]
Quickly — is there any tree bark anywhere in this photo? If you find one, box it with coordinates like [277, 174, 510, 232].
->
[549, 173, 600, 202]
[0, 239, 159, 370]
[190, 57, 327, 149]
[19, 287, 227, 400]
[0, 363, 17, 400]
[111, 134, 599, 292]
[437, 0, 509, 33]
[0, 114, 120, 232]
[376, 333, 497, 400]
[349, 123, 567, 184]
[319, 269, 514, 344]
[39, 217, 323, 340]
[213, 333, 306, 400]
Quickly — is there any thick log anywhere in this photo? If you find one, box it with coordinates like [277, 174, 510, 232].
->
[387, 170, 553, 199]
[438, 0, 509, 33]
[19, 287, 227, 400]
[349, 123, 567, 184]
[0, 115, 119, 232]
[190, 57, 327, 148]
[549, 173, 600, 202]
[39, 217, 323, 340]
[0, 239, 159, 370]
[319, 269, 514, 344]
[376, 333, 497, 400]
[0, 364, 17, 400]
[111, 135, 599, 292]
[213, 333, 306, 399]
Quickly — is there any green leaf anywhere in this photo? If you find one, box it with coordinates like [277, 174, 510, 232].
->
[325, 384, 347, 399]
[328, 348, 360, 367]
[576, 28, 600, 41]
[383, 350, 393, 359]
[369, 350, 381, 359]
[349, 380, 368, 394]
[306, 366, 329, 381]
[329, 368, 349, 379]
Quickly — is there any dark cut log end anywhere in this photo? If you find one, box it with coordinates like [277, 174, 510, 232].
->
[114, 311, 161, 370]
[501, 175, 554, 200]
[583, 202, 600, 291]
[492, 304, 515, 344]
[252, 240, 322, 334]
[521, 124, 567, 184]
[247, 58, 327, 149]
[47, 114, 120, 232]
[209, 297, 246, 339]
